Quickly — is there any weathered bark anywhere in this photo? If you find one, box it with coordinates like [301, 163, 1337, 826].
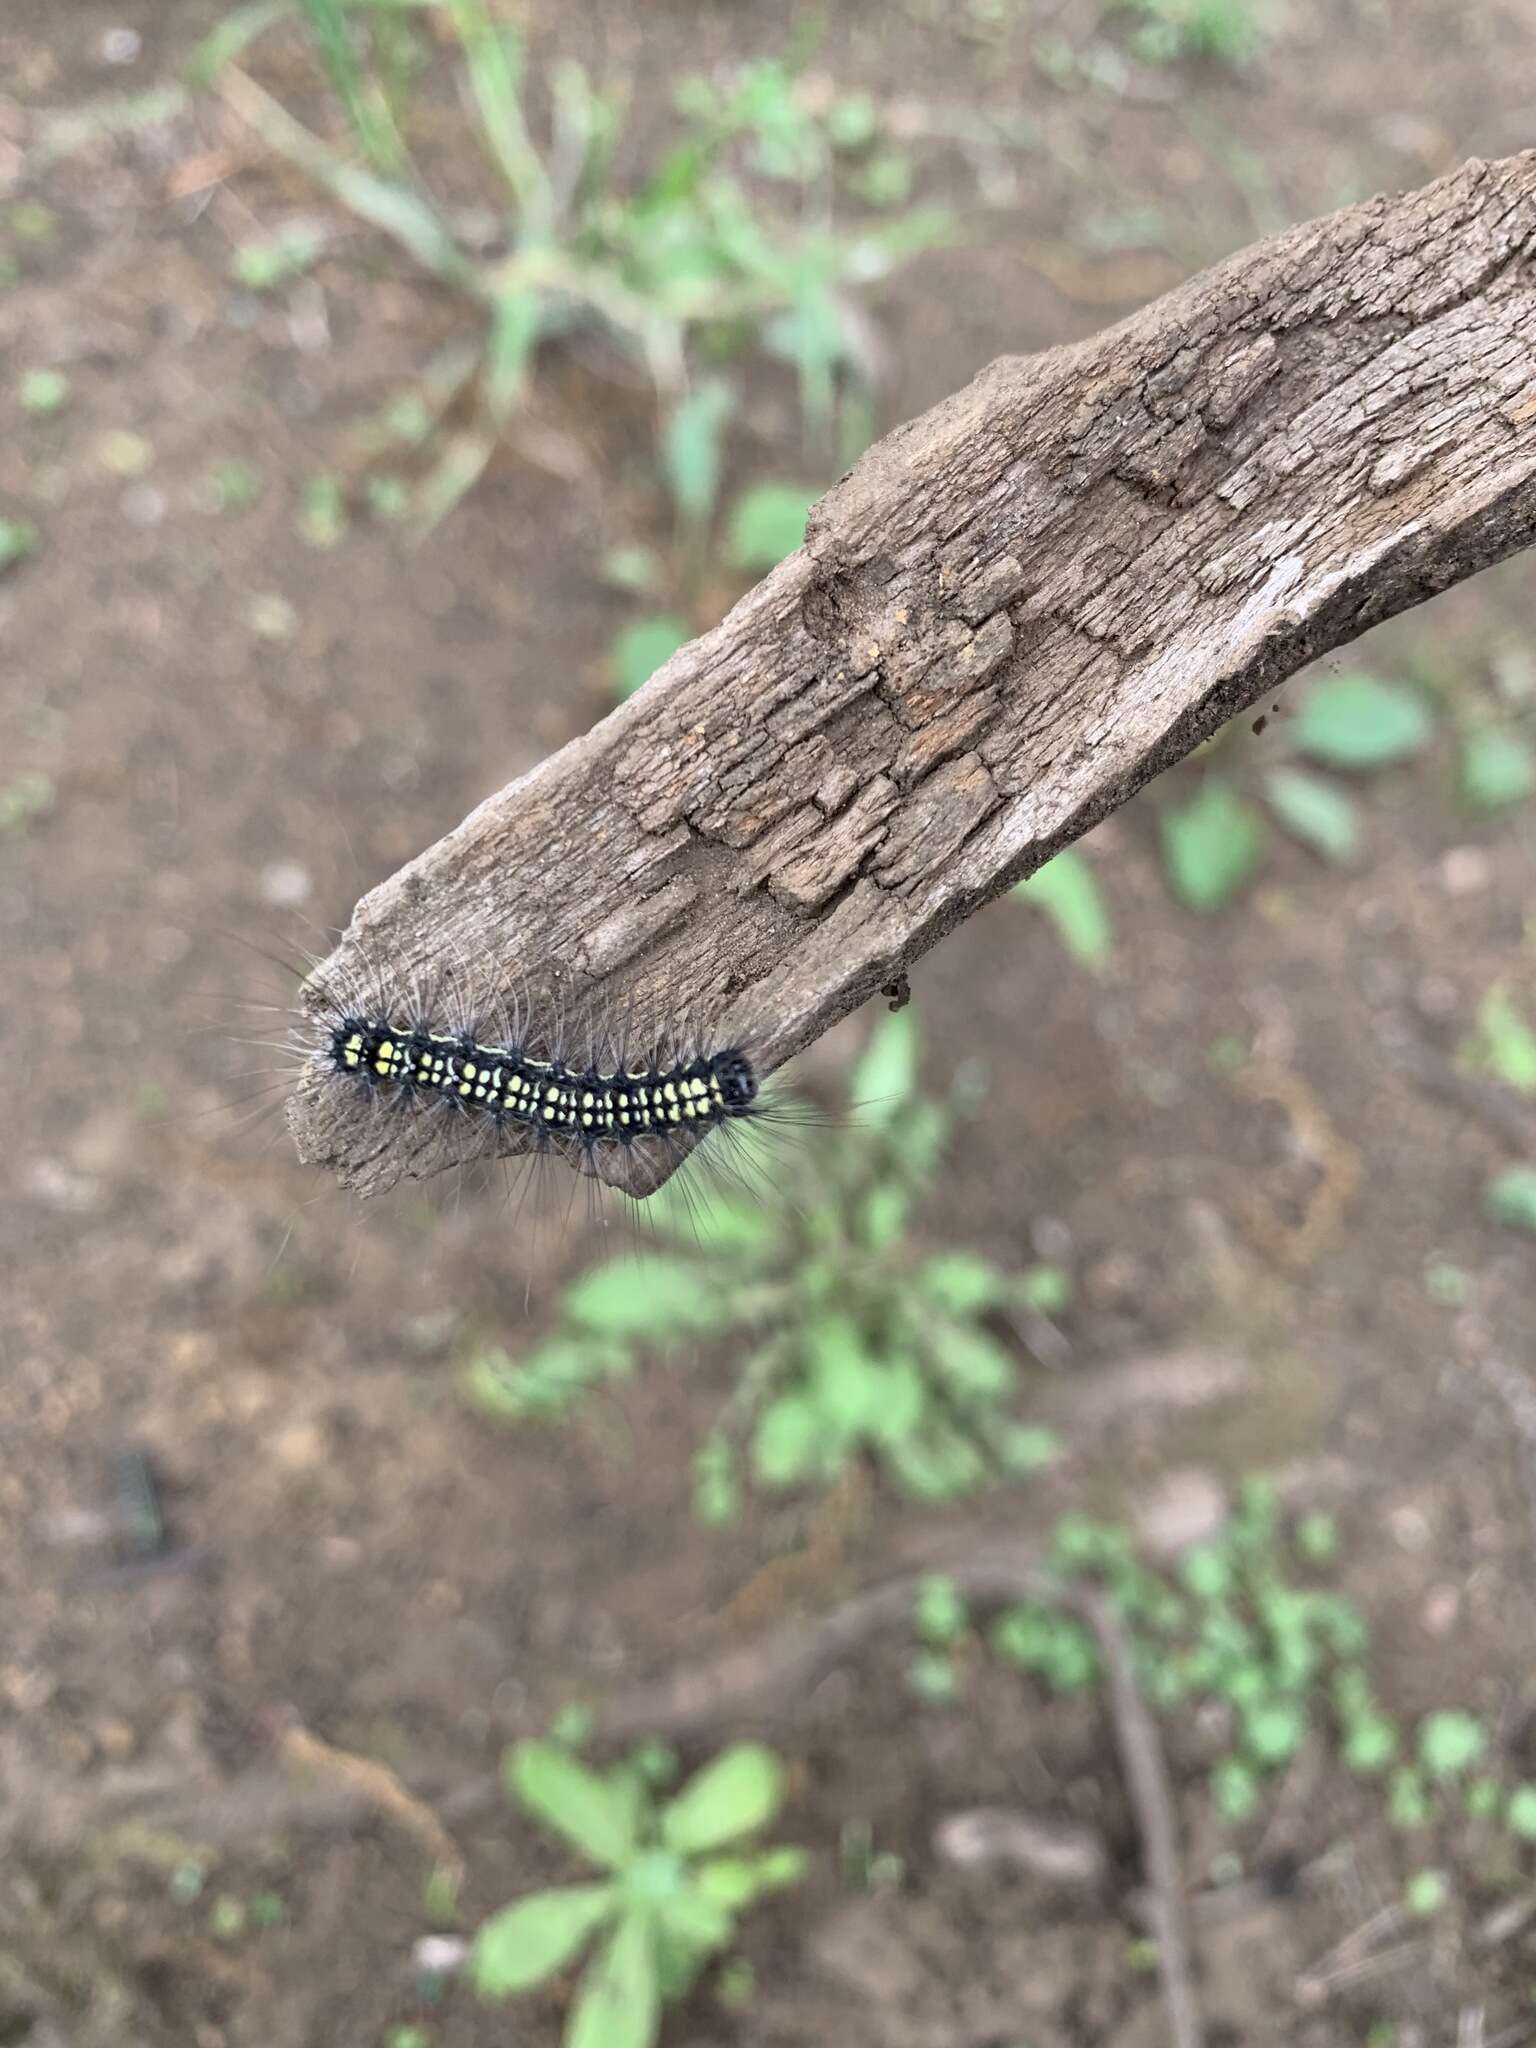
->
[293, 151, 1536, 1196]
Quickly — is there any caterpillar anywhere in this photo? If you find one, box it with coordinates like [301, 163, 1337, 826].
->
[252, 935, 779, 1204]
[328, 1010, 759, 1149]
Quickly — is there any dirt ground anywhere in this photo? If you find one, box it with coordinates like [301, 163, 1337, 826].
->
[4, 1, 1536, 2043]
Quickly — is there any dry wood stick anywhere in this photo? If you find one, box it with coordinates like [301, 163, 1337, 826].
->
[291, 152, 1536, 1196]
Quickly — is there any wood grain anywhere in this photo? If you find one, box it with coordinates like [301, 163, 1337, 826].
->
[291, 152, 1536, 1196]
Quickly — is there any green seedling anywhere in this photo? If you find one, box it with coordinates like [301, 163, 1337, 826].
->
[1014, 847, 1115, 969]
[1115, 0, 1279, 68]
[0, 517, 39, 574]
[192, 11, 952, 527]
[19, 367, 69, 415]
[465, 1011, 1069, 1516]
[471, 1739, 806, 2048]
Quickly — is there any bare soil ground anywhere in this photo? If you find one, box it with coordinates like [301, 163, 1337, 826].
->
[3, 2, 1536, 2042]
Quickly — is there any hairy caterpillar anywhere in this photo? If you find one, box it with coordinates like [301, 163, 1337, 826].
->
[245, 933, 783, 1206]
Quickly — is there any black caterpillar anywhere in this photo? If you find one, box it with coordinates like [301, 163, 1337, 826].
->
[329, 1012, 759, 1147]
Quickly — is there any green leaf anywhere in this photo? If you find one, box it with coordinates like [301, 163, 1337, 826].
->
[662, 1744, 784, 1853]
[445, 1, 549, 220]
[654, 1884, 733, 1951]
[1404, 1867, 1449, 1917]
[486, 286, 543, 421]
[1506, 1783, 1536, 1840]
[1389, 1766, 1430, 1831]
[612, 615, 690, 699]
[884, 1423, 985, 1501]
[859, 1178, 911, 1251]
[918, 1252, 1009, 1315]
[725, 482, 818, 571]
[751, 1394, 829, 1487]
[1460, 726, 1535, 811]
[19, 367, 69, 415]
[1211, 1755, 1260, 1823]
[185, 0, 290, 88]
[1016, 1263, 1072, 1316]
[995, 1422, 1062, 1474]
[661, 378, 735, 530]
[913, 1573, 967, 1645]
[1484, 1165, 1536, 1235]
[297, 0, 404, 169]
[471, 1884, 616, 1998]
[805, 1317, 889, 1434]
[231, 220, 326, 292]
[646, 1187, 776, 1254]
[1242, 1699, 1308, 1766]
[1466, 988, 1536, 1096]
[1013, 849, 1114, 968]
[1291, 672, 1433, 771]
[1160, 779, 1264, 913]
[564, 1257, 716, 1338]
[1417, 1709, 1486, 1779]
[0, 518, 40, 574]
[695, 1847, 808, 1907]
[599, 545, 662, 596]
[1261, 766, 1361, 864]
[568, 1912, 660, 2048]
[923, 1320, 1015, 1402]
[505, 1742, 640, 1870]
[1342, 1717, 1397, 1776]
[461, 1339, 629, 1421]
[849, 1009, 918, 1121]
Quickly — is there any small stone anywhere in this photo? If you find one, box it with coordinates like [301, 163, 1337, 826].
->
[273, 1420, 326, 1470]
[1440, 846, 1490, 896]
[96, 430, 153, 476]
[121, 483, 166, 527]
[259, 860, 313, 908]
[1132, 1468, 1228, 1558]
[1421, 1584, 1460, 1636]
[248, 593, 297, 641]
[1390, 1505, 1432, 1552]
[94, 1718, 136, 1759]
[934, 1807, 1108, 1889]
[101, 27, 143, 63]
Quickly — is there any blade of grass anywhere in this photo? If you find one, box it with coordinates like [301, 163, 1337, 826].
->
[217, 66, 482, 294]
[442, 0, 553, 231]
[186, 0, 293, 88]
[295, 0, 406, 169]
[414, 427, 499, 533]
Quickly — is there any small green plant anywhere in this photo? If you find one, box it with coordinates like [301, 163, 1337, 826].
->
[198, 11, 949, 526]
[1484, 1165, 1536, 1237]
[0, 771, 54, 835]
[465, 1012, 1068, 1516]
[0, 517, 39, 574]
[1463, 987, 1536, 1097]
[471, 1739, 805, 2048]
[229, 217, 327, 291]
[1014, 847, 1115, 970]
[19, 367, 69, 416]
[1152, 668, 1439, 913]
[912, 1484, 1536, 1874]
[1115, 0, 1278, 68]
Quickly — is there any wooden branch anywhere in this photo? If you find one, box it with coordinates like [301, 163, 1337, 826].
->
[292, 152, 1536, 1196]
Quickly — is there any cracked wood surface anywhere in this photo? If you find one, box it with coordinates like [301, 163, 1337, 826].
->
[292, 151, 1536, 1197]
